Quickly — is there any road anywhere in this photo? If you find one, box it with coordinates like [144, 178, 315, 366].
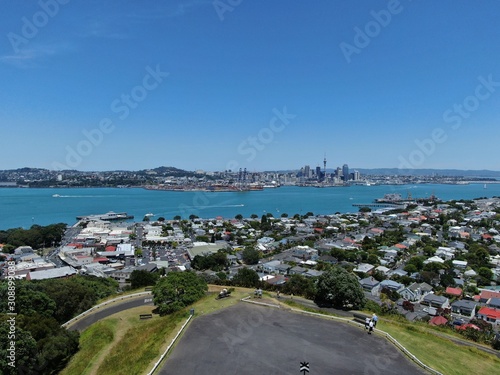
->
[67, 295, 154, 331]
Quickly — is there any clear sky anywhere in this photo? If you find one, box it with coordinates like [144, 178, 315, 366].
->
[1, 0, 499, 172]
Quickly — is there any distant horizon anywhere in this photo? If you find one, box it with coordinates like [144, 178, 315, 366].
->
[2, 1, 500, 171]
[3, 165, 500, 175]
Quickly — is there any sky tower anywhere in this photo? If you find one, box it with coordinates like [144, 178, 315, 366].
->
[323, 154, 327, 182]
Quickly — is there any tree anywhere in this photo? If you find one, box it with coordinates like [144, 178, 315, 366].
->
[250, 214, 258, 219]
[143, 216, 150, 222]
[242, 247, 260, 265]
[478, 267, 493, 285]
[232, 268, 260, 288]
[130, 270, 160, 289]
[281, 213, 288, 218]
[152, 271, 207, 315]
[235, 214, 243, 220]
[315, 267, 366, 309]
[359, 206, 371, 213]
[282, 274, 316, 299]
[0, 322, 37, 375]
[173, 215, 181, 220]
[158, 217, 165, 222]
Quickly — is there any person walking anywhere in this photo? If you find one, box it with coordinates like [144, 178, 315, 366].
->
[368, 319, 374, 334]
[372, 313, 378, 328]
[365, 317, 370, 330]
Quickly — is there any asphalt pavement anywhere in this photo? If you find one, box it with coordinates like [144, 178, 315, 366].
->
[67, 296, 154, 331]
[160, 303, 427, 375]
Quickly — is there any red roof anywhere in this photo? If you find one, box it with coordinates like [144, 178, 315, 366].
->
[105, 246, 117, 251]
[445, 287, 462, 297]
[482, 234, 493, 239]
[480, 290, 500, 300]
[456, 323, 480, 331]
[429, 316, 448, 326]
[395, 243, 407, 249]
[478, 307, 500, 320]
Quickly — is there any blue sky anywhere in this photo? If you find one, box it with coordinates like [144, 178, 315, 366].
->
[1, 0, 499, 172]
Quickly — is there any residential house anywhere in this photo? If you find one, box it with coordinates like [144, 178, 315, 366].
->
[399, 282, 433, 302]
[359, 277, 380, 292]
[422, 294, 450, 309]
[478, 290, 500, 303]
[445, 287, 463, 299]
[477, 307, 500, 325]
[379, 279, 404, 292]
[289, 266, 308, 275]
[451, 300, 477, 319]
[487, 298, 500, 309]
[354, 263, 375, 275]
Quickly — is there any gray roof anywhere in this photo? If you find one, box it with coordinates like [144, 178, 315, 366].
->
[451, 300, 476, 309]
[28, 266, 77, 280]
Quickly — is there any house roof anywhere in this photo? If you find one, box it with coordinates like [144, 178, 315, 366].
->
[429, 316, 448, 326]
[445, 287, 462, 297]
[478, 307, 500, 319]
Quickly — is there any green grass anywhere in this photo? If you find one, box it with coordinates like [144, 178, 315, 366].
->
[97, 310, 187, 375]
[60, 319, 118, 375]
[60, 286, 256, 375]
[377, 320, 500, 375]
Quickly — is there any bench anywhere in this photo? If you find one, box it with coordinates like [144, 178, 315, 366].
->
[139, 314, 153, 320]
[352, 312, 370, 324]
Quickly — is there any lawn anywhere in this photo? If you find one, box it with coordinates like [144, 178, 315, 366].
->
[377, 319, 500, 375]
[60, 286, 257, 375]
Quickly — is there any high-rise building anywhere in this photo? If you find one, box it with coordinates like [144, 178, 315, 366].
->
[304, 165, 311, 178]
[342, 164, 349, 181]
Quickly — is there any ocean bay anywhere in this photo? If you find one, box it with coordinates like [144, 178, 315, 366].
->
[0, 183, 499, 230]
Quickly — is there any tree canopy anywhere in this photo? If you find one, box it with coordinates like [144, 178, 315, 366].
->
[315, 267, 366, 309]
[152, 271, 207, 315]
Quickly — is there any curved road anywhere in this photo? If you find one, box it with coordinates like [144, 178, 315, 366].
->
[67, 295, 154, 331]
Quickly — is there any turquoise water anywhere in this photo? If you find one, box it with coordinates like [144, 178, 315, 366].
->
[0, 184, 499, 230]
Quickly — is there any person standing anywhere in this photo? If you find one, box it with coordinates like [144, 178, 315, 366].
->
[368, 319, 374, 334]
[365, 317, 370, 330]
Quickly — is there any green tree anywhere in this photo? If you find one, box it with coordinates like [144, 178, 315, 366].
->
[242, 247, 260, 265]
[478, 267, 493, 285]
[282, 274, 316, 299]
[0, 322, 38, 375]
[130, 270, 160, 289]
[232, 268, 260, 288]
[173, 215, 181, 220]
[235, 214, 243, 220]
[315, 267, 366, 309]
[152, 271, 207, 315]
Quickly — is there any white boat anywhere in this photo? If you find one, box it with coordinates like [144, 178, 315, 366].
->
[52, 194, 61, 198]
[145, 213, 155, 217]
[484, 184, 487, 189]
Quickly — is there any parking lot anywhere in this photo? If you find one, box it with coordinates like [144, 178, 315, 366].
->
[160, 303, 427, 374]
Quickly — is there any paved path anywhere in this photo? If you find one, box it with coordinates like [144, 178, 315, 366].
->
[67, 295, 154, 331]
[160, 303, 427, 375]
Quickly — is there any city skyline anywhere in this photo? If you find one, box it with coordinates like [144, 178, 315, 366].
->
[1, 1, 500, 172]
